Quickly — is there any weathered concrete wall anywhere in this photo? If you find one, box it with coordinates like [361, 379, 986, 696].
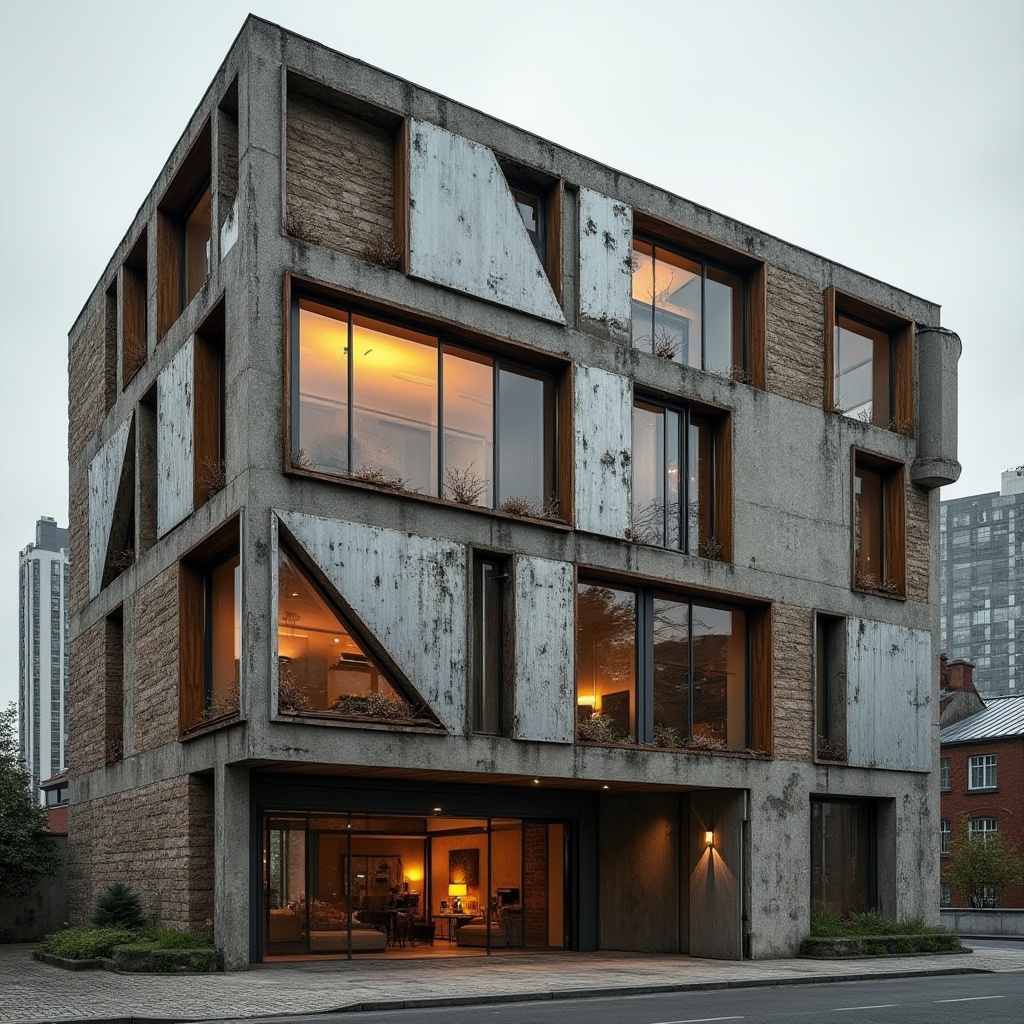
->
[88, 414, 133, 599]
[513, 555, 574, 744]
[157, 339, 195, 538]
[285, 90, 394, 258]
[941, 909, 1024, 937]
[578, 188, 632, 332]
[0, 836, 68, 942]
[912, 328, 961, 488]
[690, 790, 745, 959]
[599, 793, 681, 953]
[407, 119, 564, 323]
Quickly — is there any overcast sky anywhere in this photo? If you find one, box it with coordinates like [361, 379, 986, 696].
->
[0, 0, 1021, 715]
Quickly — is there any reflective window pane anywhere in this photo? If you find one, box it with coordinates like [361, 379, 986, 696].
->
[654, 249, 701, 367]
[443, 348, 493, 507]
[497, 367, 551, 507]
[834, 316, 890, 426]
[631, 240, 655, 352]
[666, 409, 681, 550]
[207, 554, 240, 713]
[297, 300, 349, 475]
[854, 466, 884, 586]
[691, 603, 746, 750]
[653, 597, 689, 744]
[576, 584, 636, 741]
[352, 316, 438, 496]
[705, 265, 744, 376]
[632, 403, 665, 546]
[183, 184, 212, 307]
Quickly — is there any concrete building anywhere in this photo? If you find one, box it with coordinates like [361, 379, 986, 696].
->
[939, 693, 1024, 908]
[66, 17, 962, 967]
[939, 468, 1024, 698]
[19, 516, 70, 803]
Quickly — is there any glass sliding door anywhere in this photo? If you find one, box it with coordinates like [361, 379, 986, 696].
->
[265, 815, 307, 956]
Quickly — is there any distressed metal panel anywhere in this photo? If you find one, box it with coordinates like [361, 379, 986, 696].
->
[276, 510, 467, 735]
[407, 119, 564, 323]
[578, 188, 633, 331]
[87, 414, 133, 599]
[513, 555, 574, 744]
[574, 365, 632, 538]
[846, 618, 931, 771]
[156, 338, 195, 538]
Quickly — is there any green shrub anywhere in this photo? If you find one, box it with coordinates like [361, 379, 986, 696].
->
[39, 925, 136, 960]
[92, 883, 144, 929]
[809, 909, 844, 937]
[119, 927, 212, 951]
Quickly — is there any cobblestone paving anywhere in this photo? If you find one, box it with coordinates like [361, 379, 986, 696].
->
[3, 943, 1022, 1023]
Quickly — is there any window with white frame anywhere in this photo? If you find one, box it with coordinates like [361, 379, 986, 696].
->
[940, 883, 951, 907]
[969, 818, 998, 842]
[940, 819, 951, 856]
[940, 757, 950, 791]
[968, 754, 997, 790]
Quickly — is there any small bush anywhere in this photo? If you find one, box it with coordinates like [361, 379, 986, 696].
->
[40, 926, 136, 960]
[93, 883, 144, 929]
[118, 927, 212, 951]
[809, 909, 844, 937]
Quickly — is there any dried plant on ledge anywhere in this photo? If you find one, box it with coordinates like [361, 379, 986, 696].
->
[817, 735, 846, 762]
[278, 677, 313, 715]
[855, 571, 899, 596]
[358, 228, 402, 271]
[109, 548, 135, 572]
[203, 690, 240, 722]
[349, 465, 409, 491]
[652, 327, 679, 360]
[330, 691, 425, 722]
[292, 447, 315, 472]
[698, 536, 723, 561]
[197, 455, 226, 500]
[444, 464, 488, 506]
[682, 733, 727, 752]
[576, 713, 625, 744]
[652, 723, 685, 749]
[499, 494, 564, 522]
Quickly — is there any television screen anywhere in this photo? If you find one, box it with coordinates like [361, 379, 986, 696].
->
[496, 887, 519, 905]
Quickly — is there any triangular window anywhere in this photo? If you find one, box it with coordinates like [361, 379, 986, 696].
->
[101, 418, 136, 589]
[277, 543, 429, 722]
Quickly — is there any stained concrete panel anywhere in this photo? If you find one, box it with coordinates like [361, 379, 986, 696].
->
[846, 619, 931, 772]
[156, 338, 195, 538]
[407, 120, 564, 323]
[913, 327, 961, 488]
[574, 365, 631, 539]
[513, 555, 574, 744]
[578, 188, 632, 331]
[88, 414, 134, 599]
[275, 510, 467, 734]
[690, 790, 745, 960]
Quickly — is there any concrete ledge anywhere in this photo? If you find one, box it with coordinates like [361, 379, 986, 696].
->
[34, 947, 222, 974]
[941, 908, 1024, 938]
[800, 934, 965, 958]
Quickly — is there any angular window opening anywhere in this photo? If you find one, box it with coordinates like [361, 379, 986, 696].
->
[136, 385, 158, 555]
[814, 614, 847, 762]
[509, 185, 545, 264]
[101, 417, 137, 589]
[811, 798, 876, 916]
[122, 230, 148, 387]
[276, 543, 427, 722]
[205, 551, 241, 717]
[292, 295, 558, 517]
[194, 300, 227, 506]
[575, 582, 754, 751]
[471, 553, 508, 735]
[631, 397, 728, 558]
[497, 162, 562, 297]
[853, 450, 906, 597]
[631, 238, 744, 376]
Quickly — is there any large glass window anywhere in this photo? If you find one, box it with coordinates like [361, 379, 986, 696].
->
[632, 399, 715, 553]
[968, 754, 997, 790]
[631, 239, 744, 376]
[575, 582, 749, 750]
[853, 452, 905, 596]
[810, 799, 875, 916]
[833, 315, 891, 426]
[293, 297, 556, 514]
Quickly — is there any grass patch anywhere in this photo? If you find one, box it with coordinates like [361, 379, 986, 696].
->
[39, 925, 213, 960]
[116, 927, 212, 952]
[809, 909, 948, 938]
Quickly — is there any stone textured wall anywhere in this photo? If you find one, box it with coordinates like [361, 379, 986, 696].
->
[68, 300, 112, 463]
[286, 92, 394, 258]
[906, 481, 930, 604]
[68, 470, 89, 616]
[68, 775, 214, 934]
[524, 824, 548, 946]
[765, 266, 825, 408]
[772, 603, 814, 761]
[129, 565, 180, 753]
[68, 618, 107, 774]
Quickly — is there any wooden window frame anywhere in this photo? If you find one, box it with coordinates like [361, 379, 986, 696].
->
[825, 286, 915, 436]
[632, 211, 766, 388]
[469, 550, 512, 737]
[193, 299, 226, 508]
[851, 448, 906, 598]
[121, 229, 148, 388]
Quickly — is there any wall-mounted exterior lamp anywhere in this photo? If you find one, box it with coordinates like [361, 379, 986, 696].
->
[705, 829, 715, 847]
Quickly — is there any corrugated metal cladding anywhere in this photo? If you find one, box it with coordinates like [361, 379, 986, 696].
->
[940, 695, 1024, 744]
[156, 338, 195, 538]
[846, 619, 931, 772]
[578, 187, 633, 331]
[573, 364, 632, 540]
[406, 119, 564, 323]
[87, 413, 133, 599]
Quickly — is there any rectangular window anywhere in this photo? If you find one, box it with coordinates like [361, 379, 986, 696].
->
[810, 798, 876, 916]
[631, 239, 744, 376]
[968, 754, 997, 790]
[940, 757, 950, 791]
[291, 295, 558, 516]
[575, 582, 754, 751]
[826, 288, 914, 434]
[969, 817, 997, 841]
[632, 398, 729, 558]
[205, 552, 240, 715]
[472, 554, 508, 735]
[853, 450, 906, 596]
[121, 229, 148, 387]
[940, 819, 951, 856]
[940, 883, 951, 908]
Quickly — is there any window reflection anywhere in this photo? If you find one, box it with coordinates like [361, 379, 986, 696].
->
[575, 584, 636, 742]
[834, 315, 891, 426]
[206, 553, 240, 715]
[183, 184, 212, 308]
[297, 300, 349, 475]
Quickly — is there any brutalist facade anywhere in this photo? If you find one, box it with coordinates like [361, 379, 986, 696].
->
[67, 17, 962, 968]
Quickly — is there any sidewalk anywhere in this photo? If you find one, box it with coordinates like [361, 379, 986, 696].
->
[3, 943, 1023, 1024]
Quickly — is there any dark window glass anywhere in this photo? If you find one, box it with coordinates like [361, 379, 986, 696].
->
[811, 799, 875, 915]
[182, 184, 212, 309]
[691, 603, 747, 749]
[472, 556, 506, 734]
[510, 186, 545, 264]
[854, 465, 884, 586]
[652, 597, 689, 743]
[497, 366, 553, 508]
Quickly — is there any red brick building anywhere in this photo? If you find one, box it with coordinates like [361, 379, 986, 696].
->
[939, 693, 1024, 908]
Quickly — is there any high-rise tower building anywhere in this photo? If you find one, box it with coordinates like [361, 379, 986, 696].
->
[19, 516, 70, 801]
[940, 468, 1024, 697]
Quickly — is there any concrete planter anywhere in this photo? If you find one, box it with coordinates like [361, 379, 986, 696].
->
[35, 947, 222, 973]
[800, 934, 965, 958]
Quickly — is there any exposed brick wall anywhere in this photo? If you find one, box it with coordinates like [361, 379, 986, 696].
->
[68, 619, 106, 774]
[130, 565, 180, 753]
[772, 603, 814, 761]
[68, 774, 215, 934]
[905, 481, 930, 604]
[68, 297, 114, 463]
[286, 92, 394, 258]
[940, 737, 1024, 908]
[765, 266, 825, 408]
[68, 470, 89, 616]
[524, 824, 548, 946]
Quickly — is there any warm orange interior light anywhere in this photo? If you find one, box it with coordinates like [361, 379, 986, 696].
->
[705, 830, 714, 847]
[448, 883, 468, 897]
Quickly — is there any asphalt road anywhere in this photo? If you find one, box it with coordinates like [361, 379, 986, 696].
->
[223, 971, 1024, 1024]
